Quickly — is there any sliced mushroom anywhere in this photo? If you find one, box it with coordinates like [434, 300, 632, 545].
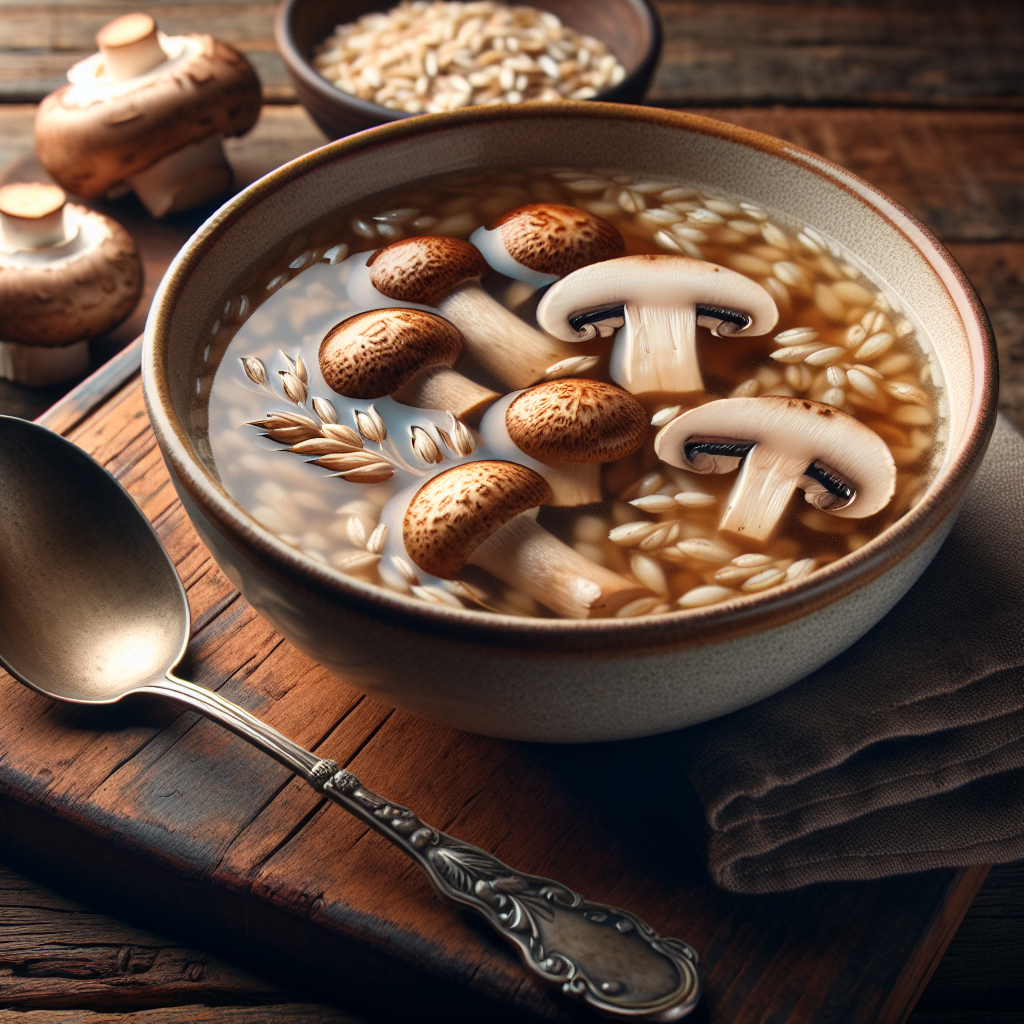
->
[319, 308, 499, 424]
[536, 254, 778, 397]
[479, 378, 648, 505]
[402, 460, 651, 618]
[34, 13, 261, 218]
[468, 203, 624, 288]
[366, 235, 575, 390]
[0, 182, 142, 387]
[654, 396, 896, 543]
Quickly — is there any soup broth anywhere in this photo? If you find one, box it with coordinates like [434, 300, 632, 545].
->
[202, 167, 947, 618]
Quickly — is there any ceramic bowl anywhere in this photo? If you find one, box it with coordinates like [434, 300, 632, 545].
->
[274, 0, 662, 139]
[143, 104, 997, 743]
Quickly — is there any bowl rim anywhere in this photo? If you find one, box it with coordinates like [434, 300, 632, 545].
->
[273, 0, 663, 126]
[143, 102, 999, 654]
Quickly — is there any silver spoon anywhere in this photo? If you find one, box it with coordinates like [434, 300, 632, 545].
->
[0, 414, 701, 1021]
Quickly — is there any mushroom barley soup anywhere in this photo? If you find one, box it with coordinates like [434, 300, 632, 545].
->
[201, 168, 946, 620]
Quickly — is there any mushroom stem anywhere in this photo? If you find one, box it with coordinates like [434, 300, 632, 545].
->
[391, 364, 498, 425]
[468, 512, 649, 619]
[609, 302, 702, 396]
[0, 340, 89, 387]
[437, 281, 575, 390]
[0, 183, 68, 251]
[718, 445, 811, 543]
[127, 133, 231, 219]
[96, 13, 167, 82]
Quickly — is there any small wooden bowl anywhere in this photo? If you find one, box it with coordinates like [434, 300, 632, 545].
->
[275, 0, 662, 139]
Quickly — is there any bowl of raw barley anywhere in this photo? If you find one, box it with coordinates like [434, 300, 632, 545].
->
[275, 0, 662, 138]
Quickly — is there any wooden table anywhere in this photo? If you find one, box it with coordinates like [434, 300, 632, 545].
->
[1, 2, 1022, 1022]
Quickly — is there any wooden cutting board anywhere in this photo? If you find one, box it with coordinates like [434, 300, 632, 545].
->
[0, 339, 988, 1023]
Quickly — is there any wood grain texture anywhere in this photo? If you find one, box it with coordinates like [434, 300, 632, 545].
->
[0, 382, 998, 1023]
[2, 0, 1022, 105]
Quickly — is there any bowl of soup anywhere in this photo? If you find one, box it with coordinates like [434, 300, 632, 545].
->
[143, 103, 997, 742]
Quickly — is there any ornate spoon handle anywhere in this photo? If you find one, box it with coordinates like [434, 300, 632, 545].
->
[309, 758, 701, 1021]
[148, 678, 701, 1019]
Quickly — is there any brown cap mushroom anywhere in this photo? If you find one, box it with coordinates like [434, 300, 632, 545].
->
[654, 396, 897, 543]
[366, 235, 575, 390]
[479, 379, 648, 505]
[0, 182, 142, 387]
[319, 308, 499, 424]
[468, 203, 624, 288]
[402, 460, 651, 618]
[34, 13, 261, 217]
[537, 254, 779, 397]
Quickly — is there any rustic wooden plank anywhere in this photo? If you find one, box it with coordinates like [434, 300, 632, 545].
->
[689, 108, 1024, 243]
[0, 1007, 363, 1023]
[911, 862, 1024, 1015]
[0, 863, 295, 1012]
[1, 0, 1021, 105]
[648, 1, 1024, 108]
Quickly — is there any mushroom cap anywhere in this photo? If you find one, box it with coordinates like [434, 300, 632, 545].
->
[403, 461, 553, 578]
[537, 254, 779, 342]
[366, 236, 487, 306]
[654, 396, 896, 518]
[0, 204, 142, 346]
[319, 308, 463, 399]
[506, 378, 648, 464]
[488, 203, 624, 277]
[33, 33, 261, 199]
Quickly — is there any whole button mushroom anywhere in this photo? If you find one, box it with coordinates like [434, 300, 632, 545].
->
[365, 235, 576, 391]
[403, 460, 651, 619]
[34, 12, 261, 218]
[468, 203, 624, 289]
[319, 308, 499, 424]
[654, 396, 897, 543]
[479, 378, 648, 505]
[537, 254, 779, 398]
[0, 182, 142, 387]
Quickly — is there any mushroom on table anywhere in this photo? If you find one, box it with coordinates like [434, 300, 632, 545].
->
[365, 235, 577, 390]
[469, 202, 624, 288]
[319, 308, 499, 424]
[654, 396, 897, 543]
[536, 254, 779, 397]
[479, 378, 648, 505]
[403, 461, 652, 619]
[34, 12, 261, 218]
[0, 182, 142, 387]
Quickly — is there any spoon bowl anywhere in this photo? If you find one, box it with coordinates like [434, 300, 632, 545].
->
[0, 413, 702, 1021]
[0, 415, 187, 703]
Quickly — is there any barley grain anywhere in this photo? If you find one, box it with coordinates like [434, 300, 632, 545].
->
[774, 327, 819, 346]
[678, 585, 736, 608]
[804, 346, 847, 366]
[651, 404, 684, 427]
[629, 552, 669, 595]
[855, 331, 894, 361]
[785, 558, 817, 582]
[741, 567, 787, 592]
[674, 492, 717, 509]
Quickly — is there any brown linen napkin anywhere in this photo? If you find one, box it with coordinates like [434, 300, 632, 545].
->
[679, 414, 1024, 893]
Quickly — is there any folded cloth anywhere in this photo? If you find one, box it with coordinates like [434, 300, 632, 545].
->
[680, 414, 1024, 893]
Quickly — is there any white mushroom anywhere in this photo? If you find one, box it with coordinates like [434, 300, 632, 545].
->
[479, 378, 648, 505]
[0, 182, 142, 387]
[365, 235, 576, 390]
[402, 461, 651, 618]
[33, 13, 261, 218]
[468, 202, 623, 288]
[319, 308, 499, 424]
[536, 254, 779, 397]
[654, 396, 896, 543]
